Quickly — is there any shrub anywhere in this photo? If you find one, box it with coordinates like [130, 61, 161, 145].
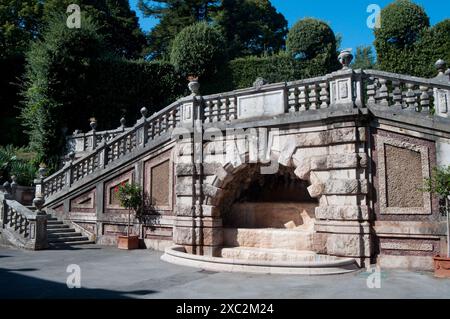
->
[373, 0, 450, 77]
[286, 18, 339, 72]
[170, 22, 227, 78]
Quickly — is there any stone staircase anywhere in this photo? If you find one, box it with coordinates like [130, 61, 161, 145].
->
[46, 213, 94, 247]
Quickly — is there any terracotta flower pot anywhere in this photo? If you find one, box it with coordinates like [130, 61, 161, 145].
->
[433, 255, 450, 278]
[117, 235, 140, 250]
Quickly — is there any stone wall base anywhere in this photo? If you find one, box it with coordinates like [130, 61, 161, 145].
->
[378, 255, 434, 271]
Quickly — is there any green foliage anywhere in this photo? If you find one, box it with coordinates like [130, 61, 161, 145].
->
[21, 15, 106, 168]
[352, 46, 375, 69]
[215, 0, 288, 58]
[116, 182, 143, 212]
[139, 0, 219, 59]
[228, 54, 296, 88]
[0, 145, 36, 186]
[91, 58, 184, 127]
[0, 0, 43, 59]
[286, 18, 339, 73]
[170, 22, 226, 78]
[43, 0, 146, 59]
[227, 51, 339, 90]
[0, 0, 44, 147]
[21, 15, 184, 169]
[423, 166, 450, 199]
[374, 0, 450, 77]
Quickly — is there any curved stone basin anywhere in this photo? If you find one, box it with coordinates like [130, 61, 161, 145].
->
[161, 246, 359, 275]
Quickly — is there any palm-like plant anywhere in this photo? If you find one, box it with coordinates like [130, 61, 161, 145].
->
[0, 145, 37, 186]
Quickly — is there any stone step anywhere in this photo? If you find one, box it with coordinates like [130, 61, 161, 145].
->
[47, 220, 64, 225]
[221, 247, 318, 263]
[48, 236, 89, 243]
[47, 228, 76, 234]
[48, 232, 82, 239]
[223, 228, 314, 251]
[47, 224, 70, 230]
[49, 240, 95, 247]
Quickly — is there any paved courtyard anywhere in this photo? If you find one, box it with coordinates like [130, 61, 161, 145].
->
[0, 245, 449, 299]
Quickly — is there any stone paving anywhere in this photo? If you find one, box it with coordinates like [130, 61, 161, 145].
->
[0, 245, 449, 299]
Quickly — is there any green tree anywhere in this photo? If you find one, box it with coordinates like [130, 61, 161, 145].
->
[351, 46, 375, 69]
[170, 22, 226, 79]
[21, 15, 107, 168]
[138, 0, 219, 58]
[286, 18, 340, 73]
[215, 0, 288, 58]
[0, 0, 44, 146]
[0, 0, 43, 59]
[373, 0, 449, 77]
[43, 0, 146, 58]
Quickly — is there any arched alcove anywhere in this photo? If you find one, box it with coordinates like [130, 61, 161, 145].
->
[220, 165, 318, 230]
[213, 163, 319, 255]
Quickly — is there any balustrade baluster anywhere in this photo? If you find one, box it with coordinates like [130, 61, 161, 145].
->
[299, 86, 307, 111]
[288, 87, 298, 113]
[392, 80, 403, 108]
[205, 101, 212, 123]
[420, 85, 430, 113]
[220, 98, 228, 121]
[378, 78, 389, 107]
[405, 83, 418, 111]
[366, 77, 376, 105]
[319, 82, 330, 109]
[229, 97, 236, 120]
[308, 84, 318, 110]
[213, 100, 219, 122]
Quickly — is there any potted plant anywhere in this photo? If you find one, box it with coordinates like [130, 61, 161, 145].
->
[116, 182, 143, 250]
[423, 165, 450, 278]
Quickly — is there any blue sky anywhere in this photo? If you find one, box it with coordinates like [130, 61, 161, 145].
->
[129, 0, 450, 50]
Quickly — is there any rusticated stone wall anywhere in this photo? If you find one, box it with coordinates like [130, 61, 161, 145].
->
[173, 121, 372, 266]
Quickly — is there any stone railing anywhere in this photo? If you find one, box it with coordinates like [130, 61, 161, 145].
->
[0, 185, 47, 250]
[42, 52, 450, 200]
[65, 117, 132, 158]
[44, 101, 183, 197]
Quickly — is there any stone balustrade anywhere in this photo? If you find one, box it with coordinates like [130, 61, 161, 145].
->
[44, 55, 450, 200]
[0, 188, 47, 250]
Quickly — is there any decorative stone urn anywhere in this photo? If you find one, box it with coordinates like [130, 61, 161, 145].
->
[338, 49, 354, 70]
[188, 76, 200, 96]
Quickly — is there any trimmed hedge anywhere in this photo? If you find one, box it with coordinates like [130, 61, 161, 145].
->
[226, 53, 339, 90]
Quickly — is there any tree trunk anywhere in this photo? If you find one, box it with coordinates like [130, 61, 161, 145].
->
[446, 197, 449, 258]
[127, 209, 131, 238]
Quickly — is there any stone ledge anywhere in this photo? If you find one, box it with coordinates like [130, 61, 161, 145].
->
[315, 205, 369, 221]
[323, 179, 368, 195]
[161, 246, 360, 275]
[310, 154, 368, 171]
[378, 254, 433, 271]
[374, 221, 447, 237]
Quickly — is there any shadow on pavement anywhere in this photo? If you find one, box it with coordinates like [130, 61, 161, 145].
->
[0, 267, 156, 299]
